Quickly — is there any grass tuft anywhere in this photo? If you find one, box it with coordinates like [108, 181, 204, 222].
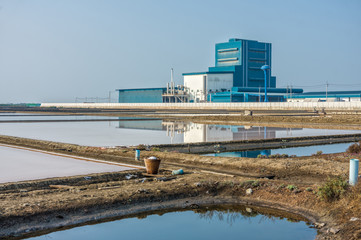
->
[346, 141, 361, 154]
[318, 177, 348, 202]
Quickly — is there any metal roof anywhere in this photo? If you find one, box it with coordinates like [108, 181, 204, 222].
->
[116, 87, 166, 92]
[182, 71, 234, 76]
[291, 90, 361, 98]
[300, 91, 361, 96]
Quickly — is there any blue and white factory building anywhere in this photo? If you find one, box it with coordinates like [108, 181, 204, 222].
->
[117, 38, 305, 103]
[183, 38, 302, 102]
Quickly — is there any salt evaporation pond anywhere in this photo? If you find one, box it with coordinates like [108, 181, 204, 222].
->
[0, 145, 135, 183]
[0, 112, 130, 121]
[205, 142, 353, 158]
[0, 114, 360, 146]
[26, 206, 317, 240]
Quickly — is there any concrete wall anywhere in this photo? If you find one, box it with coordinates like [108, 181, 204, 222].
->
[41, 102, 361, 111]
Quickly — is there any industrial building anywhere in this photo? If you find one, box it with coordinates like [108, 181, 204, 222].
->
[117, 88, 166, 103]
[287, 91, 361, 102]
[116, 38, 306, 103]
[182, 38, 303, 102]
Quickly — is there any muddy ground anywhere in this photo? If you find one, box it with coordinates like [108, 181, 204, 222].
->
[0, 134, 360, 239]
[3, 108, 361, 128]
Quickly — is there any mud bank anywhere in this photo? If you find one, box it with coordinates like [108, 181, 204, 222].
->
[0, 134, 357, 184]
[162, 114, 361, 128]
[0, 131, 360, 239]
[1, 168, 360, 240]
[152, 133, 361, 153]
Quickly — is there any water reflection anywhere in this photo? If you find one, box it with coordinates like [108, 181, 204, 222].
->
[27, 205, 316, 240]
[0, 116, 359, 146]
[205, 142, 353, 158]
[195, 205, 305, 227]
[119, 120, 359, 144]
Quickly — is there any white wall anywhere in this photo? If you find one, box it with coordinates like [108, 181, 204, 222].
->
[184, 74, 206, 102]
[183, 123, 206, 143]
[183, 73, 234, 102]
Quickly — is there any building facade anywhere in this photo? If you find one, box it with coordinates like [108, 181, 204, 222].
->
[183, 38, 282, 102]
[117, 88, 166, 103]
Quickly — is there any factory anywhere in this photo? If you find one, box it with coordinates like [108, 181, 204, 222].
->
[117, 38, 359, 103]
[181, 38, 303, 103]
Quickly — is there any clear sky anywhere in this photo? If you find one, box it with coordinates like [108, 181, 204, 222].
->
[0, 0, 360, 103]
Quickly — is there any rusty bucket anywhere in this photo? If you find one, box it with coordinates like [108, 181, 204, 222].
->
[144, 157, 161, 174]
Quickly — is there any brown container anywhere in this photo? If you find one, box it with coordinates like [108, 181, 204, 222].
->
[144, 157, 161, 174]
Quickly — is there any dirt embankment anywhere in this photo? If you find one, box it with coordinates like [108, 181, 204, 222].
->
[0, 135, 361, 239]
[155, 114, 361, 130]
[4, 109, 361, 129]
[0, 134, 357, 184]
[1, 169, 360, 240]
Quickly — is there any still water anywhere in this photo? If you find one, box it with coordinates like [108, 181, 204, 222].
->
[205, 142, 353, 158]
[0, 145, 135, 183]
[0, 116, 360, 146]
[26, 206, 317, 240]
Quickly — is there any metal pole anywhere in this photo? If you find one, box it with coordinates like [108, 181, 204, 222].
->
[290, 85, 292, 98]
[261, 65, 269, 102]
[171, 68, 174, 95]
[326, 81, 328, 100]
[263, 71, 268, 102]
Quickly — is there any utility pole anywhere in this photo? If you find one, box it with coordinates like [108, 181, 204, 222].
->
[171, 68, 174, 95]
[326, 81, 329, 100]
[290, 85, 293, 99]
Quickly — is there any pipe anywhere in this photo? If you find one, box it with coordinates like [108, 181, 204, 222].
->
[135, 149, 140, 161]
[349, 159, 359, 186]
[264, 70, 268, 102]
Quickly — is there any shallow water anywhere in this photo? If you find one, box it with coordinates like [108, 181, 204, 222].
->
[26, 206, 317, 240]
[205, 142, 353, 158]
[0, 145, 135, 183]
[0, 112, 130, 121]
[0, 115, 359, 146]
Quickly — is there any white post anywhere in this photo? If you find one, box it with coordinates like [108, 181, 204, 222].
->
[350, 159, 359, 186]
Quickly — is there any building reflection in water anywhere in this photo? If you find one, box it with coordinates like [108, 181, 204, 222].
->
[118, 120, 302, 146]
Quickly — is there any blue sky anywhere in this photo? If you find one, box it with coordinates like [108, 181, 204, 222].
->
[0, 0, 360, 103]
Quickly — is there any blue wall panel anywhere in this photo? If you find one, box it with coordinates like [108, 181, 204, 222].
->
[118, 89, 165, 103]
